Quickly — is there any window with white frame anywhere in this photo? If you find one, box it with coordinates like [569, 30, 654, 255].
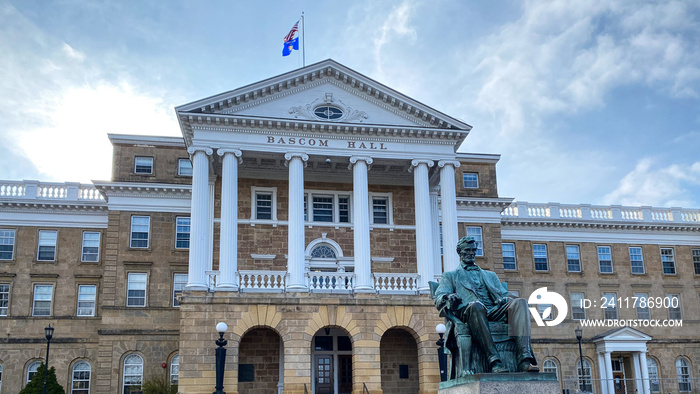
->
[602, 292, 617, 320]
[338, 196, 350, 223]
[372, 196, 389, 224]
[134, 156, 153, 174]
[71, 360, 91, 394]
[570, 292, 586, 320]
[566, 245, 581, 272]
[127, 273, 147, 307]
[170, 354, 179, 385]
[577, 358, 593, 393]
[310, 244, 337, 259]
[32, 284, 53, 316]
[466, 227, 483, 256]
[462, 172, 478, 188]
[0, 283, 8, 316]
[175, 217, 190, 249]
[122, 354, 143, 394]
[81, 231, 100, 262]
[0, 229, 15, 260]
[635, 293, 651, 320]
[37, 230, 57, 261]
[255, 192, 273, 220]
[629, 247, 645, 274]
[598, 246, 613, 273]
[542, 359, 559, 379]
[77, 285, 97, 317]
[312, 195, 334, 222]
[693, 249, 700, 275]
[502, 243, 516, 270]
[173, 273, 187, 307]
[676, 357, 692, 392]
[27, 361, 41, 384]
[667, 294, 682, 320]
[647, 358, 660, 393]
[130, 216, 150, 248]
[533, 244, 548, 271]
[178, 158, 192, 176]
[661, 248, 676, 274]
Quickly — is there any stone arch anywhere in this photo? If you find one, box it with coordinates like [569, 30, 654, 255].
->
[304, 305, 360, 339]
[67, 358, 93, 394]
[230, 304, 284, 338]
[305, 236, 344, 258]
[380, 327, 420, 394]
[239, 327, 283, 394]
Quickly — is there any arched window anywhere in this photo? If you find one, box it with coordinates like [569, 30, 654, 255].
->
[0, 363, 3, 393]
[27, 361, 41, 384]
[577, 358, 593, 393]
[71, 361, 91, 394]
[647, 358, 660, 393]
[542, 359, 559, 379]
[170, 354, 179, 385]
[676, 358, 692, 392]
[310, 244, 337, 259]
[122, 354, 143, 394]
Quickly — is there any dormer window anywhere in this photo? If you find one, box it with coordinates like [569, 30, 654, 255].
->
[314, 105, 343, 120]
[134, 157, 153, 174]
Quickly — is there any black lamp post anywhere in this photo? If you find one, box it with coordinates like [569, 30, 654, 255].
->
[43, 324, 54, 394]
[436, 323, 447, 382]
[213, 322, 228, 394]
[575, 327, 584, 392]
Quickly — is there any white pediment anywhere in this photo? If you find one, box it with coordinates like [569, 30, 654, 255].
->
[592, 327, 652, 353]
[594, 327, 652, 341]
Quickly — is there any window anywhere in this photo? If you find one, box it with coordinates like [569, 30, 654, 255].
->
[313, 195, 333, 222]
[173, 273, 187, 307]
[566, 245, 581, 272]
[466, 227, 483, 256]
[338, 196, 350, 223]
[372, 197, 388, 224]
[533, 244, 548, 271]
[635, 293, 651, 320]
[629, 247, 645, 274]
[37, 230, 57, 261]
[667, 294, 682, 320]
[81, 232, 100, 262]
[170, 354, 179, 385]
[134, 156, 153, 174]
[27, 360, 41, 383]
[693, 249, 700, 275]
[130, 216, 150, 248]
[77, 285, 97, 317]
[127, 273, 147, 307]
[178, 158, 192, 176]
[0, 229, 15, 260]
[122, 354, 143, 394]
[570, 292, 586, 320]
[310, 244, 337, 259]
[463, 172, 478, 188]
[32, 284, 53, 316]
[0, 283, 8, 316]
[598, 246, 613, 273]
[502, 243, 516, 270]
[71, 360, 91, 394]
[647, 358, 660, 393]
[175, 217, 190, 249]
[537, 303, 553, 321]
[661, 248, 676, 274]
[577, 358, 593, 393]
[255, 192, 273, 220]
[676, 358, 692, 392]
[542, 359, 559, 379]
[602, 293, 617, 320]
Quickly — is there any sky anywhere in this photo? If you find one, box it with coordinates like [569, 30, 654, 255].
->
[1, 0, 699, 208]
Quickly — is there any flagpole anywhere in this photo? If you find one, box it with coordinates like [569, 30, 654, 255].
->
[301, 12, 306, 67]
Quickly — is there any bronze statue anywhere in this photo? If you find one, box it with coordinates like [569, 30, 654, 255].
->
[434, 236, 538, 376]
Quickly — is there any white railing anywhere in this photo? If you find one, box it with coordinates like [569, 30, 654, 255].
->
[374, 273, 419, 294]
[238, 270, 286, 292]
[502, 202, 700, 224]
[0, 180, 103, 201]
[307, 272, 354, 293]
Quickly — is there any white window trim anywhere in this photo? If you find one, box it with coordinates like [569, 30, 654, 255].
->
[566, 245, 581, 273]
[81, 231, 101, 263]
[175, 216, 191, 249]
[661, 247, 677, 275]
[32, 284, 54, 317]
[178, 158, 192, 176]
[629, 246, 645, 274]
[502, 242, 516, 270]
[77, 284, 97, 317]
[27, 360, 42, 384]
[122, 354, 144, 394]
[0, 282, 9, 317]
[667, 294, 682, 320]
[0, 228, 15, 260]
[170, 354, 179, 385]
[597, 245, 613, 274]
[305, 190, 354, 226]
[134, 156, 153, 174]
[369, 192, 394, 227]
[173, 273, 187, 307]
[250, 186, 278, 223]
[570, 292, 586, 320]
[603, 292, 618, 320]
[533, 243, 549, 271]
[635, 292, 651, 320]
[126, 273, 147, 308]
[71, 360, 91, 393]
[129, 216, 150, 249]
[466, 226, 484, 257]
[463, 172, 479, 189]
[37, 229, 58, 262]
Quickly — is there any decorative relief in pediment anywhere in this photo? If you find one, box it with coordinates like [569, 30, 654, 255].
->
[289, 93, 368, 123]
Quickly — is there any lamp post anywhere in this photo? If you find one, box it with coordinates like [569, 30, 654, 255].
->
[42, 324, 54, 394]
[436, 323, 447, 382]
[575, 327, 584, 393]
[214, 322, 228, 394]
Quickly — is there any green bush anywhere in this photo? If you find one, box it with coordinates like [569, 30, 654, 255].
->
[141, 374, 178, 394]
[19, 363, 66, 394]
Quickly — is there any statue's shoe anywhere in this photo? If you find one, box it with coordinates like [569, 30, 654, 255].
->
[518, 360, 540, 372]
[490, 361, 509, 373]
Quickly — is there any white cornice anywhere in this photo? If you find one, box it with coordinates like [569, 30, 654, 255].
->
[0, 201, 106, 213]
[107, 134, 185, 147]
[456, 197, 514, 210]
[456, 153, 501, 164]
[93, 182, 191, 198]
[501, 225, 700, 245]
[501, 219, 700, 233]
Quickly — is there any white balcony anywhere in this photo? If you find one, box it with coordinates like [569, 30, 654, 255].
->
[0, 180, 104, 201]
[502, 202, 700, 224]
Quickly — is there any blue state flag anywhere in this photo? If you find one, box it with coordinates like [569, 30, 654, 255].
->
[283, 37, 299, 56]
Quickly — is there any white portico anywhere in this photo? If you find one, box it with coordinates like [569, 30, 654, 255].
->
[176, 59, 472, 294]
[592, 327, 653, 394]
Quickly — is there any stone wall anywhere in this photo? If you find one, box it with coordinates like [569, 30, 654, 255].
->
[380, 328, 420, 394]
[238, 327, 281, 394]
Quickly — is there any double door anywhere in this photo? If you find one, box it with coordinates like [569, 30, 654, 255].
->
[315, 354, 352, 394]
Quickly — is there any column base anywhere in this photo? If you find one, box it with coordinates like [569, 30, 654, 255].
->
[185, 284, 209, 291]
[215, 285, 239, 292]
[286, 284, 309, 292]
[354, 285, 376, 294]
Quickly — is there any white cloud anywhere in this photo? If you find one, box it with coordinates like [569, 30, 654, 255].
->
[61, 43, 85, 62]
[372, 1, 418, 78]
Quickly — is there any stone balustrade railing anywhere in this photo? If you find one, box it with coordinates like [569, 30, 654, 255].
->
[307, 272, 354, 293]
[502, 202, 700, 223]
[373, 273, 419, 294]
[0, 180, 104, 201]
[238, 270, 287, 292]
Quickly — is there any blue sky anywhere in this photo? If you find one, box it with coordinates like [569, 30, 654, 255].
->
[1, 0, 699, 208]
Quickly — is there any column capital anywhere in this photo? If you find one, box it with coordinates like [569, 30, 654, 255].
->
[284, 152, 309, 167]
[348, 156, 373, 170]
[217, 148, 243, 163]
[187, 146, 213, 155]
[408, 159, 434, 173]
[437, 160, 461, 168]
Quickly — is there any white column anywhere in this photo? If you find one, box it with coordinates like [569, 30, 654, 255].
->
[186, 146, 213, 290]
[597, 353, 607, 394]
[208, 176, 215, 273]
[349, 156, 374, 292]
[217, 149, 242, 291]
[603, 352, 615, 394]
[639, 351, 650, 394]
[632, 352, 645, 394]
[410, 159, 435, 292]
[429, 186, 441, 276]
[438, 160, 461, 272]
[285, 152, 309, 291]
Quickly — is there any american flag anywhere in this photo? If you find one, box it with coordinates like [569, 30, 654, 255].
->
[284, 21, 299, 42]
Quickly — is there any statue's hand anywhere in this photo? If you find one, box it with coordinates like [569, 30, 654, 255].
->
[446, 293, 461, 309]
[495, 296, 510, 306]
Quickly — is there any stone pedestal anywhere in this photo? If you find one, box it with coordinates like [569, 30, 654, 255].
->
[439, 373, 560, 394]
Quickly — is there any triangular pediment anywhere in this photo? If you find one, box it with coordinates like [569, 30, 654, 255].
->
[592, 327, 652, 342]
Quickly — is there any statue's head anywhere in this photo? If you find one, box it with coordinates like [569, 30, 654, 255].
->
[456, 236, 478, 265]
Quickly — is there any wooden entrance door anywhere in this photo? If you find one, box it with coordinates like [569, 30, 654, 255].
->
[613, 372, 625, 394]
[338, 355, 352, 394]
[315, 355, 333, 394]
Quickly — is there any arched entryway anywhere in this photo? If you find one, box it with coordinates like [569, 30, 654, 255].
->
[380, 328, 419, 394]
[311, 327, 353, 394]
[238, 327, 283, 394]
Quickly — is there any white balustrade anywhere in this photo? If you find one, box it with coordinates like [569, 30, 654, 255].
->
[0, 181, 25, 197]
[590, 206, 612, 219]
[0, 180, 102, 201]
[307, 272, 354, 293]
[502, 205, 518, 216]
[503, 202, 700, 224]
[373, 273, 419, 294]
[238, 271, 287, 292]
[559, 205, 582, 219]
[79, 185, 104, 200]
[527, 204, 550, 218]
